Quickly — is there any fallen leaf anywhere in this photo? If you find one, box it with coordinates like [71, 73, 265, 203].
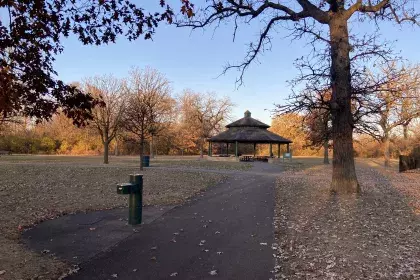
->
[209, 270, 218, 276]
[170, 272, 178, 277]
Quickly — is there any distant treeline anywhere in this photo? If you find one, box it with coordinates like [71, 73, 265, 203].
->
[2, 112, 418, 159]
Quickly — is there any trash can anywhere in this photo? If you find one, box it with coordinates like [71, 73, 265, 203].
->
[142, 155, 150, 167]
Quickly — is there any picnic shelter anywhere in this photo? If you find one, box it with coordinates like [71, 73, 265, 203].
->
[208, 110, 292, 160]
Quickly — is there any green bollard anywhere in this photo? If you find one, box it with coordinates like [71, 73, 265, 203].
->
[129, 174, 143, 225]
[117, 174, 143, 225]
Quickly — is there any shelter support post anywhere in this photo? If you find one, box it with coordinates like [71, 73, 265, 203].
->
[253, 143, 256, 157]
[269, 143, 272, 157]
[235, 141, 238, 157]
[226, 143, 229, 156]
[208, 141, 211, 156]
[287, 143, 290, 153]
[278, 144, 280, 158]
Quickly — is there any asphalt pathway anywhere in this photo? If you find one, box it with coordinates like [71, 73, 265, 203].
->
[31, 163, 282, 280]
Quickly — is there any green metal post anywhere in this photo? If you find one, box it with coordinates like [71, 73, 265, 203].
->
[277, 144, 280, 158]
[226, 142, 229, 156]
[253, 143, 256, 157]
[235, 141, 238, 157]
[129, 174, 143, 225]
[287, 143, 290, 153]
[269, 143, 272, 157]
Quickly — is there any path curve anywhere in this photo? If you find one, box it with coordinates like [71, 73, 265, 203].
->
[64, 163, 282, 279]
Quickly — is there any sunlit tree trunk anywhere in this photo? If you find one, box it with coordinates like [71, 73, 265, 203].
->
[403, 123, 409, 140]
[139, 135, 144, 171]
[383, 132, 391, 167]
[114, 139, 119, 156]
[199, 138, 204, 158]
[323, 140, 329, 164]
[329, 18, 360, 194]
[103, 131, 109, 164]
[150, 135, 154, 158]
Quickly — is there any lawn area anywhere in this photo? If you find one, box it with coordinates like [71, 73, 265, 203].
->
[272, 156, 331, 172]
[152, 159, 253, 171]
[274, 159, 420, 279]
[0, 154, 253, 171]
[0, 155, 227, 280]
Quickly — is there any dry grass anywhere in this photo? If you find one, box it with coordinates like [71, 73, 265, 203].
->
[0, 156, 227, 280]
[152, 160, 253, 170]
[271, 157, 331, 173]
[274, 161, 420, 279]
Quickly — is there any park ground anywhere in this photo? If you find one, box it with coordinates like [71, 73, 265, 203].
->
[0, 155, 419, 279]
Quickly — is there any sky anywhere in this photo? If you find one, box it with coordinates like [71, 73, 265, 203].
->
[53, 3, 420, 124]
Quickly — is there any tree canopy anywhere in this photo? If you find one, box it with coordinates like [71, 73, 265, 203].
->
[0, 0, 193, 125]
[178, 0, 419, 193]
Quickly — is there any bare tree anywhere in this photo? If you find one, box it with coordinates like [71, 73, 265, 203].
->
[361, 63, 420, 166]
[124, 67, 174, 170]
[84, 75, 126, 164]
[399, 65, 420, 139]
[305, 94, 332, 164]
[179, 90, 233, 157]
[178, 0, 419, 193]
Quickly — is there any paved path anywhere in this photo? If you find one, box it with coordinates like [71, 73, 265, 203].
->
[27, 163, 282, 279]
[22, 206, 175, 264]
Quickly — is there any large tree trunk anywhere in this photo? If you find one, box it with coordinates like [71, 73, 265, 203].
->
[383, 133, 391, 167]
[329, 18, 360, 194]
[103, 137, 109, 164]
[139, 136, 144, 171]
[323, 140, 329, 164]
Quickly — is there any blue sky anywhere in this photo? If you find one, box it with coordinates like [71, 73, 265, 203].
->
[53, 5, 420, 124]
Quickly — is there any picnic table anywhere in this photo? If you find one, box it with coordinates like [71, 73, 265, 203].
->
[255, 156, 269, 162]
[239, 155, 254, 162]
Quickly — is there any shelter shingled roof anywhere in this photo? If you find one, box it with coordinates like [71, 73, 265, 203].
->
[209, 110, 292, 144]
